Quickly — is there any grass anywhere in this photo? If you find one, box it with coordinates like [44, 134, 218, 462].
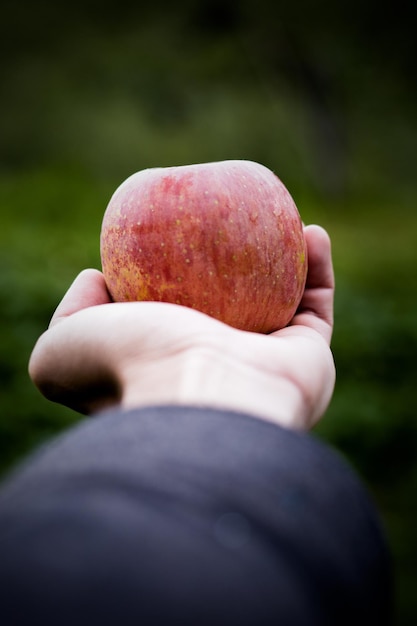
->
[0, 166, 416, 623]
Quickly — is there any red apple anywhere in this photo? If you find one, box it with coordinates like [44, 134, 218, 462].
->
[100, 160, 307, 333]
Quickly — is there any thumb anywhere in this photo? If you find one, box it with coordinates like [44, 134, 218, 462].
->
[50, 269, 112, 328]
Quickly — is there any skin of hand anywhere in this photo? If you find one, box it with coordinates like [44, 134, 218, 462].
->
[28, 225, 335, 430]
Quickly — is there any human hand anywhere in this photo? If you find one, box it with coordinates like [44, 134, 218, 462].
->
[29, 225, 335, 430]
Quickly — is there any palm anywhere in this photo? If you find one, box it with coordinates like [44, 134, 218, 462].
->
[29, 225, 335, 429]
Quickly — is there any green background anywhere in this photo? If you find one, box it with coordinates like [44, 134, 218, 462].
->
[1, 1, 416, 623]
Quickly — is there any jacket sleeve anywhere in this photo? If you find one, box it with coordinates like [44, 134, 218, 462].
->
[0, 405, 393, 625]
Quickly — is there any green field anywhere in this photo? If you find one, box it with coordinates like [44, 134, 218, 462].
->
[1, 166, 416, 623]
[1, 1, 417, 623]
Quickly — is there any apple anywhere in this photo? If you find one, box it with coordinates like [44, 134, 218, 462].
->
[100, 160, 307, 333]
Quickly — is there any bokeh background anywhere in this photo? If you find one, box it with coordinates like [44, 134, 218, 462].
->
[1, 0, 416, 622]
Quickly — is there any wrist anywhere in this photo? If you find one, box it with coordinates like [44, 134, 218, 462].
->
[119, 346, 306, 430]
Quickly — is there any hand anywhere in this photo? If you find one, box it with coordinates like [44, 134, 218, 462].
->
[29, 225, 335, 430]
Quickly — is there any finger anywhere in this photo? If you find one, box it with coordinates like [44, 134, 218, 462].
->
[303, 225, 335, 291]
[50, 269, 112, 328]
[288, 225, 334, 343]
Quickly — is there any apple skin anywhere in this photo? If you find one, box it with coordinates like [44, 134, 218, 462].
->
[100, 160, 307, 333]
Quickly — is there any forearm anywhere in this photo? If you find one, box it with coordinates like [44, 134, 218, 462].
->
[0, 405, 392, 626]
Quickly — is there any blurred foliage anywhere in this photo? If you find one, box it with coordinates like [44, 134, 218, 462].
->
[1, 1, 416, 624]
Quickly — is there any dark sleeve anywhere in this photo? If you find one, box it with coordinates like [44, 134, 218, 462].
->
[0, 406, 392, 626]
